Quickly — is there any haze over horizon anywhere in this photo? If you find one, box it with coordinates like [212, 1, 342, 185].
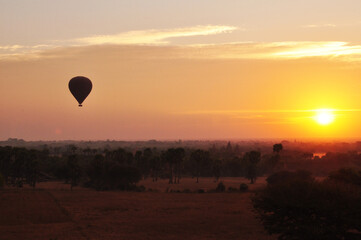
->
[2, 0, 361, 140]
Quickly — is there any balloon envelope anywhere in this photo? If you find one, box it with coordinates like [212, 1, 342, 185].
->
[68, 76, 92, 107]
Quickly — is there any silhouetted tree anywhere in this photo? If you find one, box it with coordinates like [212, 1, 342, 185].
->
[86, 154, 141, 191]
[67, 155, 81, 190]
[273, 143, 284, 170]
[25, 149, 38, 188]
[141, 148, 152, 178]
[135, 150, 142, 170]
[190, 149, 210, 183]
[223, 157, 243, 177]
[174, 148, 185, 183]
[150, 155, 161, 182]
[161, 150, 173, 184]
[244, 151, 261, 184]
[67, 144, 77, 154]
[12, 147, 28, 187]
[86, 154, 104, 189]
[164, 148, 185, 184]
[273, 143, 283, 154]
[83, 147, 92, 156]
[226, 141, 232, 152]
[253, 171, 361, 240]
[212, 159, 222, 182]
[0, 146, 12, 184]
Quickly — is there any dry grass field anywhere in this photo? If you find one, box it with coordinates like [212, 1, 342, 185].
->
[0, 178, 275, 240]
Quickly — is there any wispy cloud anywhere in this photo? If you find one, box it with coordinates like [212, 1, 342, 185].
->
[0, 45, 25, 51]
[271, 42, 361, 59]
[301, 23, 337, 28]
[75, 25, 238, 45]
[179, 41, 361, 61]
[177, 109, 361, 115]
[175, 109, 361, 124]
[0, 44, 55, 60]
[0, 25, 238, 60]
[2, 28, 361, 62]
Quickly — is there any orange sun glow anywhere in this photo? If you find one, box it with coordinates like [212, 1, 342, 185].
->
[314, 109, 335, 125]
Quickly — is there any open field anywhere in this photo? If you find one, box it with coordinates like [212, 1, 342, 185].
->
[0, 178, 274, 240]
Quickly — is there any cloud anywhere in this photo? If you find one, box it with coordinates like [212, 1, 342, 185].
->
[301, 23, 337, 28]
[177, 109, 361, 115]
[175, 109, 361, 125]
[270, 42, 361, 59]
[178, 41, 361, 61]
[3, 41, 361, 62]
[0, 44, 55, 60]
[0, 25, 238, 60]
[2, 32, 361, 62]
[75, 25, 238, 45]
[0, 45, 25, 51]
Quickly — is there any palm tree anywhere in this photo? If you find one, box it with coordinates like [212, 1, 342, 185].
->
[273, 143, 285, 170]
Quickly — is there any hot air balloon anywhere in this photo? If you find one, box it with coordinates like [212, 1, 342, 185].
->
[68, 76, 92, 107]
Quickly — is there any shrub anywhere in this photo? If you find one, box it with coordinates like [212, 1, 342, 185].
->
[228, 187, 238, 192]
[239, 183, 248, 192]
[197, 189, 205, 193]
[216, 182, 226, 192]
[266, 170, 313, 185]
[253, 171, 361, 240]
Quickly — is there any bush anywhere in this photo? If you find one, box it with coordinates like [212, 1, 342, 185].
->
[253, 171, 361, 240]
[228, 187, 238, 192]
[216, 182, 226, 192]
[239, 183, 248, 192]
[197, 189, 205, 193]
[266, 170, 313, 185]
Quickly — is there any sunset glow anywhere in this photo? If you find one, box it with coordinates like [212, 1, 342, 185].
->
[1, 1, 361, 140]
[314, 110, 335, 125]
[3, 2, 361, 240]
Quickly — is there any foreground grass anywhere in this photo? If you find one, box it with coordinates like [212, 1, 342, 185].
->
[0, 178, 273, 240]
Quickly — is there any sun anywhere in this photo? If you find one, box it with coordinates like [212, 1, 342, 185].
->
[314, 109, 335, 125]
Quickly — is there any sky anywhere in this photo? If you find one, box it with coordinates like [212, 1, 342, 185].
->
[1, 0, 361, 140]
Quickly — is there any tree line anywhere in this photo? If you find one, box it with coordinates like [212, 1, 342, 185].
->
[0, 142, 284, 190]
